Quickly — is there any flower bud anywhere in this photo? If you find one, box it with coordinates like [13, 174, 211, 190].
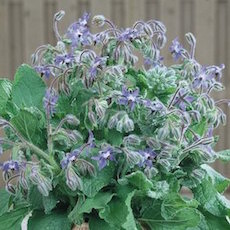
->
[123, 135, 141, 146]
[92, 15, 106, 27]
[108, 114, 118, 129]
[116, 120, 123, 133]
[19, 171, 29, 190]
[123, 115, 134, 133]
[66, 166, 82, 191]
[88, 112, 97, 127]
[65, 130, 82, 143]
[185, 32, 196, 47]
[146, 137, 161, 149]
[6, 183, 16, 194]
[37, 182, 50, 197]
[54, 10, 65, 21]
[95, 100, 108, 120]
[143, 23, 153, 37]
[65, 114, 80, 126]
[31, 53, 38, 65]
[56, 41, 66, 52]
[213, 82, 224, 91]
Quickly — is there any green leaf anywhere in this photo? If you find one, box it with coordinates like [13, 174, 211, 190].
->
[161, 193, 199, 220]
[204, 212, 230, 229]
[104, 128, 123, 147]
[125, 171, 153, 191]
[68, 195, 84, 225]
[89, 215, 116, 230]
[99, 187, 137, 229]
[11, 108, 44, 145]
[42, 192, 58, 214]
[77, 192, 114, 214]
[0, 189, 10, 217]
[82, 164, 115, 197]
[187, 213, 209, 230]
[190, 118, 207, 137]
[28, 210, 72, 230]
[140, 208, 201, 230]
[12, 64, 46, 109]
[147, 181, 169, 199]
[217, 149, 230, 162]
[0, 79, 12, 115]
[201, 164, 230, 193]
[68, 192, 114, 226]
[192, 178, 230, 217]
[28, 186, 43, 210]
[0, 208, 29, 230]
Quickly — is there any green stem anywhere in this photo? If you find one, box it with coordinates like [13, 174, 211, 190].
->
[2, 119, 59, 171]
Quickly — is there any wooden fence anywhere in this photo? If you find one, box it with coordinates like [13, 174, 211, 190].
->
[0, 0, 229, 183]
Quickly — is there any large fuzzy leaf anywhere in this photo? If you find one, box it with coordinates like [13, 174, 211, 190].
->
[82, 163, 115, 197]
[161, 193, 199, 220]
[192, 178, 230, 217]
[0, 207, 29, 230]
[217, 149, 230, 162]
[201, 164, 230, 193]
[12, 64, 46, 109]
[11, 108, 45, 146]
[0, 189, 10, 217]
[89, 215, 116, 230]
[141, 207, 201, 230]
[125, 170, 153, 191]
[0, 79, 12, 116]
[69, 192, 114, 225]
[99, 186, 137, 229]
[77, 192, 114, 214]
[28, 210, 71, 230]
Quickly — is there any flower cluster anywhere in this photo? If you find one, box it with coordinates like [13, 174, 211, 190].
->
[0, 11, 230, 229]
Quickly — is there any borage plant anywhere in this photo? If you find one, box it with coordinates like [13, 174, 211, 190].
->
[0, 10, 230, 230]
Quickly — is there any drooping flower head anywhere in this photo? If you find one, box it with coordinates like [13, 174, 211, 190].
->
[35, 65, 51, 78]
[118, 86, 140, 111]
[141, 99, 164, 113]
[55, 53, 75, 66]
[173, 88, 194, 111]
[138, 148, 156, 168]
[0, 160, 20, 174]
[60, 149, 81, 169]
[88, 56, 107, 80]
[169, 37, 184, 61]
[92, 145, 117, 170]
[118, 28, 139, 42]
[66, 13, 92, 47]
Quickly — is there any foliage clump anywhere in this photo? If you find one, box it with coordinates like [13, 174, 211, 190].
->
[0, 11, 230, 229]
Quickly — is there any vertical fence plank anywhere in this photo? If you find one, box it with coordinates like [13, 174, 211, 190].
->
[125, 0, 145, 26]
[57, 0, 77, 35]
[214, 0, 229, 176]
[159, 0, 181, 65]
[194, 0, 215, 65]
[43, 0, 57, 46]
[145, 0, 160, 21]
[24, 0, 45, 64]
[0, 0, 10, 78]
[76, 0, 91, 17]
[226, 0, 230, 179]
[91, 0, 111, 18]
[8, 0, 25, 79]
[180, 0, 195, 44]
[91, 0, 112, 34]
[110, 0, 127, 27]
